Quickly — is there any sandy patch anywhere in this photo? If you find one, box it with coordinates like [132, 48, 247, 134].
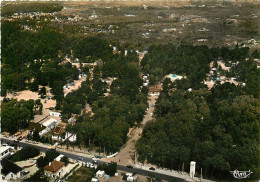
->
[4, 89, 57, 123]
[6, 90, 40, 101]
[64, 76, 87, 97]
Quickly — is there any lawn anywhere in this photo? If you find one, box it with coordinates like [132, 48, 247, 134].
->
[67, 167, 95, 182]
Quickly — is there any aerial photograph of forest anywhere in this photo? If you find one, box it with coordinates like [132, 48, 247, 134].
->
[1, 0, 259, 182]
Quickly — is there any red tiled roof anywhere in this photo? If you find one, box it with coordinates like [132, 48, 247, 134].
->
[44, 160, 65, 173]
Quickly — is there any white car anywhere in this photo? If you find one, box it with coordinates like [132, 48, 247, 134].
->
[92, 157, 98, 163]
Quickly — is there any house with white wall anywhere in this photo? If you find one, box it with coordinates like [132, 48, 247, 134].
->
[0, 146, 11, 159]
[49, 111, 61, 117]
[44, 160, 65, 179]
[42, 118, 59, 129]
[1, 159, 22, 182]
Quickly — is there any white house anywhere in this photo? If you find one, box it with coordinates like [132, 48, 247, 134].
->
[38, 118, 59, 136]
[42, 118, 59, 129]
[0, 146, 11, 159]
[1, 159, 22, 182]
[54, 154, 64, 162]
[39, 127, 50, 136]
[68, 134, 77, 142]
[96, 170, 105, 178]
[44, 160, 65, 179]
[49, 111, 61, 117]
[127, 176, 137, 182]
[68, 117, 76, 124]
[91, 178, 99, 182]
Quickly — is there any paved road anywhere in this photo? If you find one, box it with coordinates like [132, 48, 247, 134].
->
[2, 138, 185, 182]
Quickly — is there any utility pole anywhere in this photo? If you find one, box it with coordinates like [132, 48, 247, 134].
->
[200, 168, 203, 181]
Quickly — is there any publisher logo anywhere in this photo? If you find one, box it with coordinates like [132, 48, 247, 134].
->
[230, 169, 253, 179]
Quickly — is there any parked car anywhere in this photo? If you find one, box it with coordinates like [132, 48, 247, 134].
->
[92, 157, 98, 163]
[79, 157, 84, 161]
[149, 167, 155, 171]
[22, 171, 29, 175]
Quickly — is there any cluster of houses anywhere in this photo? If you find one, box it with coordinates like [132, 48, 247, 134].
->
[0, 140, 80, 181]
[28, 117, 59, 137]
[0, 145, 22, 182]
[27, 110, 77, 143]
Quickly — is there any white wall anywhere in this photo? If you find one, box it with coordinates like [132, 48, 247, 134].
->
[50, 111, 61, 117]
[4, 172, 20, 181]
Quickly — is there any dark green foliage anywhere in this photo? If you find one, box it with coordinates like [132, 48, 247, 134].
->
[63, 51, 147, 153]
[8, 146, 40, 162]
[73, 37, 112, 61]
[141, 44, 211, 87]
[36, 149, 60, 169]
[38, 86, 47, 98]
[36, 156, 46, 169]
[1, 20, 78, 98]
[137, 83, 260, 180]
[61, 156, 69, 166]
[33, 131, 41, 142]
[1, 99, 42, 134]
[24, 169, 48, 182]
[97, 162, 117, 176]
[228, 59, 260, 98]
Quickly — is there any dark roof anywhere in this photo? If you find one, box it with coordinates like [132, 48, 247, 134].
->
[1, 158, 22, 176]
[53, 126, 65, 135]
[28, 122, 46, 132]
[149, 87, 162, 92]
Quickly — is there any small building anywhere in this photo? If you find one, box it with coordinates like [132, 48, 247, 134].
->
[148, 85, 162, 96]
[0, 146, 11, 159]
[52, 126, 66, 141]
[52, 128, 65, 141]
[54, 154, 64, 162]
[96, 170, 105, 178]
[127, 176, 137, 182]
[68, 117, 76, 124]
[28, 122, 47, 136]
[91, 178, 99, 182]
[1, 158, 22, 181]
[49, 111, 61, 117]
[42, 118, 59, 130]
[44, 160, 65, 179]
[68, 134, 77, 142]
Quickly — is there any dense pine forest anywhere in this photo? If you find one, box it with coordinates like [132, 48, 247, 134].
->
[137, 44, 260, 180]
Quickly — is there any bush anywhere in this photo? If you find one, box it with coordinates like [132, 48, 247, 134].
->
[61, 156, 69, 166]
[8, 146, 40, 162]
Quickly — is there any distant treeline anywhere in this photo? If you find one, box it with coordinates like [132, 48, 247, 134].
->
[2, 3, 63, 16]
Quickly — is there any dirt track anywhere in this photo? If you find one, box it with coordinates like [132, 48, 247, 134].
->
[102, 95, 158, 166]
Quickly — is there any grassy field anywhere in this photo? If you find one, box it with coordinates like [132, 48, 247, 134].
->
[67, 167, 94, 182]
